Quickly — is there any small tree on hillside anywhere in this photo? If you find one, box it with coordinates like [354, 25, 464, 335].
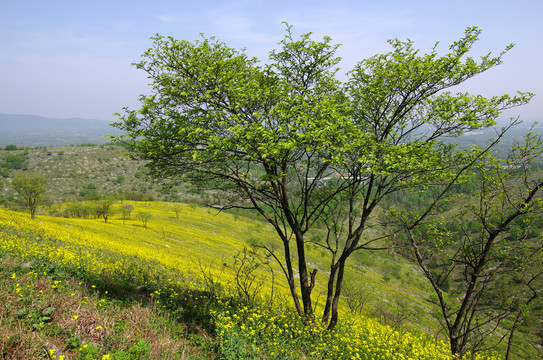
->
[137, 211, 152, 227]
[94, 199, 115, 223]
[112, 25, 532, 330]
[173, 204, 182, 220]
[11, 172, 47, 219]
[120, 202, 135, 224]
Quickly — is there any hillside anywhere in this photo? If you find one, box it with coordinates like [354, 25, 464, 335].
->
[0, 144, 190, 204]
[1, 198, 540, 357]
[1, 131, 542, 358]
[447, 120, 543, 163]
[1, 203, 461, 359]
[1, 119, 542, 204]
[0, 145, 467, 334]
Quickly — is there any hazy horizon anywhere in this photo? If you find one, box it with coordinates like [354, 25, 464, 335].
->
[1, 0, 541, 123]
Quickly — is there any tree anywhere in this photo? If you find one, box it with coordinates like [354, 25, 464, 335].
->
[3, 153, 27, 170]
[119, 202, 135, 224]
[94, 199, 115, 223]
[137, 211, 152, 227]
[388, 131, 543, 357]
[173, 204, 182, 220]
[11, 172, 47, 219]
[112, 25, 532, 329]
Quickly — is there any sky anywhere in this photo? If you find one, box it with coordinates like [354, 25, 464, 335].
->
[1, 0, 541, 123]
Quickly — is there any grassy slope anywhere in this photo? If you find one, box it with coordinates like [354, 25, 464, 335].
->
[1, 145, 182, 203]
[0, 256, 208, 359]
[3, 200, 436, 321]
[0, 202, 468, 358]
[1, 203, 469, 359]
[0, 141, 439, 331]
[1, 143, 538, 357]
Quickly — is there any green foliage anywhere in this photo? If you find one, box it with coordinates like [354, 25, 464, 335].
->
[108, 339, 152, 360]
[112, 24, 533, 339]
[11, 172, 47, 219]
[2, 153, 28, 171]
[14, 306, 56, 330]
[119, 202, 135, 222]
[136, 211, 152, 227]
[389, 130, 543, 357]
[123, 191, 154, 201]
[94, 199, 115, 223]
[64, 201, 98, 218]
[4, 144, 18, 151]
[79, 183, 100, 200]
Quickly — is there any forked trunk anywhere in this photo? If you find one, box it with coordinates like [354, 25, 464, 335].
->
[327, 259, 346, 330]
[282, 237, 305, 317]
[449, 333, 461, 358]
[321, 258, 346, 330]
[321, 264, 338, 324]
[295, 230, 314, 322]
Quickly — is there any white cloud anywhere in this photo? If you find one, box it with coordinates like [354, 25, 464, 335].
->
[205, 8, 278, 42]
[156, 14, 183, 23]
[200, 8, 282, 60]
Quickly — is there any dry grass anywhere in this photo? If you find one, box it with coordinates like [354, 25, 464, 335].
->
[0, 256, 211, 359]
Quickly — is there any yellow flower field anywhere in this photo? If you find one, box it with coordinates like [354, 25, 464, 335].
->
[0, 203, 499, 359]
[0, 202, 279, 288]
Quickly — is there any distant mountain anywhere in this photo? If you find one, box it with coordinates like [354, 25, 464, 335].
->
[1, 113, 541, 151]
[0, 113, 121, 147]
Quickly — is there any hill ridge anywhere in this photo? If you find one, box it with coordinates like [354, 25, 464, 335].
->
[0, 113, 120, 147]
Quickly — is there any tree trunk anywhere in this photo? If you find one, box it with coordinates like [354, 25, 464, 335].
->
[295, 230, 314, 321]
[322, 263, 338, 324]
[282, 238, 304, 317]
[449, 333, 460, 358]
[327, 258, 346, 330]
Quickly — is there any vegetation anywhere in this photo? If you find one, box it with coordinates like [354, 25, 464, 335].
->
[0, 26, 540, 360]
[112, 23, 533, 351]
[0, 150, 28, 177]
[136, 211, 152, 227]
[1, 257, 202, 359]
[0, 203, 505, 359]
[388, 131, 543, 357]
[0, 144, 187, 204]
[11, 172, 47, 219]
[4, 144, 18, 151]
[0, 163, 541, 357]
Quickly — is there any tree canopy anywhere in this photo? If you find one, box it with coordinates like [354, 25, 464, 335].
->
[11, 172, 47, 219]
[113, 24, 533, 345]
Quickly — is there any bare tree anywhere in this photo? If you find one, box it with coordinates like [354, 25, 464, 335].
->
[392, 130, 543, 357]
